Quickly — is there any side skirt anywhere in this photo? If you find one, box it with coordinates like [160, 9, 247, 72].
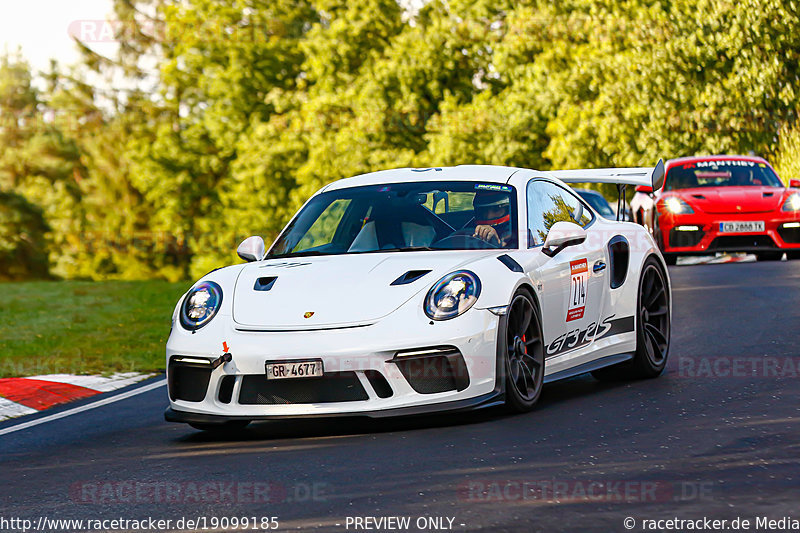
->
[543, 353, 633, 384]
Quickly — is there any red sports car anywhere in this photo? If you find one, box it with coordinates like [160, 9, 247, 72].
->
[636, 155, 800, 265]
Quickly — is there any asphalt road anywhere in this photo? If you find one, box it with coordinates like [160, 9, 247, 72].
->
[2, 260, 799, 533]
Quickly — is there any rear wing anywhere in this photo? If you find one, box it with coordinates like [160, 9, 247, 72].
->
[547, 159, 665, 191]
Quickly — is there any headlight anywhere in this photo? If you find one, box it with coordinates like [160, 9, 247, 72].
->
[663, 197, 694, 215]
[179, 281, 223, 331]
[783, 193, 800, 212]
[424, 271, 481, 320]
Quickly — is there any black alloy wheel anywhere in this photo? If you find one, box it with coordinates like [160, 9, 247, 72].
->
[592, 256, 670, 380]
[638, 262, 670, 369]
[503, 291, 545, 412]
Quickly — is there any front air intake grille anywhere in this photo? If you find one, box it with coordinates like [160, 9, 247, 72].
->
[778, 225, 800, 244]
[364, 370, 393, 398]
[238, 372, 368, 404]
[168, 358, 212, 402]
[669, 228, 704, 248]
[393, 347, 469, 394]
[708, 235, 777, 251]
[218, 375, 235, 404]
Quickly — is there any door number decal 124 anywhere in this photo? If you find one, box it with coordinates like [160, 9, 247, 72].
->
[567, 259, 588, 322]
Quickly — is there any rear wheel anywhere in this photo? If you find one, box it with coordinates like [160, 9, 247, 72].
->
[592, 257, 670, 381]
[189, 420, 250, 432]
[502, 291, 545, 413]
[756, 252, 783, 261]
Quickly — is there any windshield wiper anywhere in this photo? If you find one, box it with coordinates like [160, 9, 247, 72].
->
[266, 250, 329, 259]
[379, 246, 437, 253]
[268, 247, 438, 258]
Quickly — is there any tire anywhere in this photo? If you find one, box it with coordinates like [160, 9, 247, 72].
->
[501, 290, 545, 413]
[756, 252, 783, 261]
[189, 420, 250, 432]
[592, 256, 671, 381]
[653, 218, 665, 250]
[788, 251, 800, 260]
[653, 218, 675, 267]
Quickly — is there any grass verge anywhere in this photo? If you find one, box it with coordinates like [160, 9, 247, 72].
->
[0, 280, 189, 378]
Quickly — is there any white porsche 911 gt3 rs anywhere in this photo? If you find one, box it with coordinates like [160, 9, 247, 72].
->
[165, 162, 671, 430]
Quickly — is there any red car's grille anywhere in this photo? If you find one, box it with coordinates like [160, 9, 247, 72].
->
[708, 235, 778, 251]
[669, 228, 704, 248]
[778, 226, 800, 244]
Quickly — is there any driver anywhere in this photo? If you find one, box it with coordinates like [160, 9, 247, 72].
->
[472, 190, 513, 246]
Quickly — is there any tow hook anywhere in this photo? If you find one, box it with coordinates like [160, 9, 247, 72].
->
[211, 352, 232, 370]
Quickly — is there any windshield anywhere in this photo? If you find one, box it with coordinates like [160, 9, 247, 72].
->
[665, 160, 783, 190]
[268, 181, 518, 258]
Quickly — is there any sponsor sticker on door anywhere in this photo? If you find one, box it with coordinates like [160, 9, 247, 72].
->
[567, 259, 588, 322]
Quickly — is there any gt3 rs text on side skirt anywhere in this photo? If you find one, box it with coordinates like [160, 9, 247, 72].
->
[165, 163, 672, 431]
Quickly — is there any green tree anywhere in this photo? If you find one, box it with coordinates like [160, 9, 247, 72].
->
[0, 55, 86, 279]
[774, 123, 800, 184]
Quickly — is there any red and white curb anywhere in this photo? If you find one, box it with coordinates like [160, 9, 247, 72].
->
[677, 253, 756, 266]
[0, 373, 154, 422]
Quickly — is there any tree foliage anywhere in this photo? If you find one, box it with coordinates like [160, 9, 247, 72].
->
[2, 0, 800, 280]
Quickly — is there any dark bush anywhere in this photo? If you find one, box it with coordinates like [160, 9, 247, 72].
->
[0, 191, 50, 280]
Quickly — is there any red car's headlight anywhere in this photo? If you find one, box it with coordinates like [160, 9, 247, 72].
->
[662, 197, 694, 215]
[782, 192, 800, 212]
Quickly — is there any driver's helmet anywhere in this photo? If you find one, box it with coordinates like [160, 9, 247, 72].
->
[473, 190, 511, 226]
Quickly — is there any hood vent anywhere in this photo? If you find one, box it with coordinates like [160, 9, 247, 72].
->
[497, 254, 523, 272]
[691, 194, 706, 199]
[390, 270, 431, 286]
[254, 276, 277, 291]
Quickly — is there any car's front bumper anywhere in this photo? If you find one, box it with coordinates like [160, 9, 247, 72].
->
[165, 390, 505, 424]
[659, 211, 800, 254]
[164, 303, 503, 421]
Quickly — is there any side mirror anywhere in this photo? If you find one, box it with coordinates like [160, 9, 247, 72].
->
[789, 179, 800, 189]
[237, 236, 265, 262]
[636, 185, 654, 194]
[542, 221, 587, 257]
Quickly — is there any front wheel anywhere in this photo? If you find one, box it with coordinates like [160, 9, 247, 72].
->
[501, 291, 545, 413]
[592, 257, 670, 381]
